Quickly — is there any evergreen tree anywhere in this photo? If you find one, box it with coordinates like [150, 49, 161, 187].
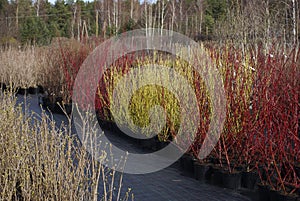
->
[0, 0, 8, 14]
[20, 16, 51, 45]
[48, 0, 72, 38]
[204, 0, 227, 35]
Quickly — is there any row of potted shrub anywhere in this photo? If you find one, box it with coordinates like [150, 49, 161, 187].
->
[180, 152, 299, 201]
[184, 45, 299, 200]
[1, 39, 298, 200]
[39, 41, 300, 200]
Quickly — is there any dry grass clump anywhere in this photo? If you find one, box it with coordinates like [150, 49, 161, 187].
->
[0, 39, 88, 104]
[0, 45, 55, 90]
[0, 91, 131, 201]
[0, 45, 32, 88]
[0, 46, 44, 89]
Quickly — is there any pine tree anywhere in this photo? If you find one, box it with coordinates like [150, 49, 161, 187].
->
[20, 16, 51, 45]
[204, 0, 227, 36]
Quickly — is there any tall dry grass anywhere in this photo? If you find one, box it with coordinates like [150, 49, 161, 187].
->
[0, 46, 44, 89]
[0, 40, 87, 104]
[0, 90, 131, 201]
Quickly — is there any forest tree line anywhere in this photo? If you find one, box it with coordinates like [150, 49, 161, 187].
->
[0, 0, 299, 46]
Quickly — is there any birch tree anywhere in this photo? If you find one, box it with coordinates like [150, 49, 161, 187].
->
[291, 0, 297, 44]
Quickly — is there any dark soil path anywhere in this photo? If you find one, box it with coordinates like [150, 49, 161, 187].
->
[17, 94, 252, 201]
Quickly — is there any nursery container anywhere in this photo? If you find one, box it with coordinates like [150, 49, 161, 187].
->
[180, 154, 196, 176]
[140, 137, 157, 151]
[210, 166, 223, 186]
[193, 162, 212, 181]
[0, 83, 6, 91]
[37, 85, 44, 94]
[40, 96, 72, 115]
[241, 171, 259, 189]
[28, 86, 39, 95]
[257, 183, 271, 201]
[270, 189, 299, 201]
[96, 118, 115, 131]
[16, 87, 28, 95]
[222, 171, 242, 190]
[295, 164, 300, 178]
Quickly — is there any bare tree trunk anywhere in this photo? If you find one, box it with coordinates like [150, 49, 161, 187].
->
[36, 0, 40, 17]
[144, 1, 147, 30]
[113, 0, 117, 34]
[78, 20, 81, 41]
[102, 21, 107, 38]
[144, 1, 151, 48]
[200, 10, 203, 34]
[170, 0, 175, 33]
[265, 0, 270, 53]
[297, 0, 299, 45]
[108, 0, 111, 29]
[292, 0, 297, 44]
[150, 3, 154, 28]
[96, 10, 99, 37]
[82, 20, 88, 39]
[196, 0, 203, 34]
[81, 20, 85, 39]
[283, 28, 287, 55]
[185, 16, 188, 36]
[130, 0, 134, 19]
[71, 5, 77, 39]
[118, 0, 122, 32]
[179, 0, 183, 32]
[241, 5, 246, 56]
[160, 0, 166, 35]
[16, 0, 18, 30]
[144, 0, 149, 44]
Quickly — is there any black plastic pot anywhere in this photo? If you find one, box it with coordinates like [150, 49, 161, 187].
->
[207, 156, 217, 164]
[12, 180, 24, 201]
[40, 96, 51, 107]
[64, 103, 72, 115]
[97, 118, 114, 130]
[53, 100, 72, 115]
[210, 166, 223, 186]
[15, 86, 39, 95]
[28, 86, 39, 95]
[181, 154, 196, 176]
[16, 87, 28, 95]
[155, 140, 169, 150]
[140, 138, 157, 151]
[180, 154, 187, 170]
[49, 102, 63, 114]
[193, 162, 212, 181]
[0, 83, 6, 91]
[222, 171, 242, 190]
[241, 171, 259, 190]
[257, 183, 271, 201]
[40, 96, 72, 115]
[270, 189, 299, 201]
[145, 138, 168, 151]
[37, 85, 44, 94]
[295, 165, 300, 178]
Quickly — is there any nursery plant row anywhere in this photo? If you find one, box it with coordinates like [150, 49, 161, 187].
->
[0, 40, 299, 199]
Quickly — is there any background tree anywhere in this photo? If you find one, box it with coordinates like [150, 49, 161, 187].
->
[0, 0, 298, 46]
[20, 16, 50, 45]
